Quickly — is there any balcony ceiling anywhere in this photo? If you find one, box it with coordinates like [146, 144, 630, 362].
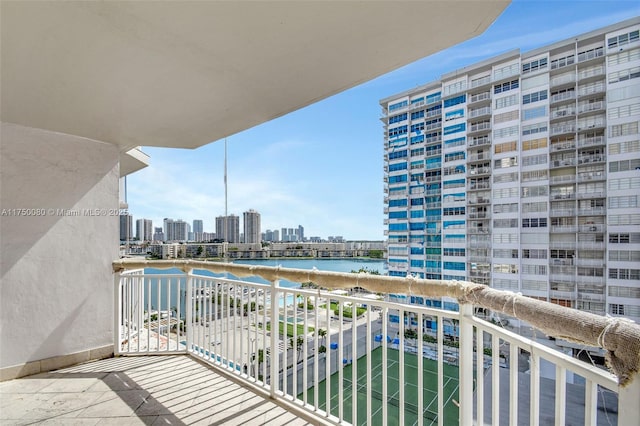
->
[1, 1, 509, 151]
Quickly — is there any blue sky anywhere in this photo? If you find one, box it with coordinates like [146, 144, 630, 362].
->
[127, 1, 639, 241]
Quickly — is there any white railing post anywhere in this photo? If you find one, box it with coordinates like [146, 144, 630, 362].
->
[459, 303, 474, 426]
[270, 279, 279, 399]
[186, 268, 193, 353]
[113, 271, 122, 356]
[618, 378, 640, 426]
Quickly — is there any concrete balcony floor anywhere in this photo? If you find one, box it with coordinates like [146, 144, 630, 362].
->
[0, 355, 313, 426]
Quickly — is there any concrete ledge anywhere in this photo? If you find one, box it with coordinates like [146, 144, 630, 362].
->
[0, 345, 113, 382]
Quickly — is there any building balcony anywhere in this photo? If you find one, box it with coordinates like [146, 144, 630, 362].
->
[577, 135, 605, 148]
[468, 91, 491, 105]
[550, 225, 578, 233]
[550, 140, 577, 152]
[577, 154, 606, 165]
[470, 75, 492, 90]
[550, 73, 576, 88]
[4, 260, 640, 426]
[577, 171, 606, 182]
[467, 182, 491, 191]
[578, 207, 606, 216]
[577, 46, 605, 64]
[550, 107, 576, 121]
[550, 124, 577, 137]
[577, 191, 606, 199]
[468, 106, 492, 120]
[550, 209, 576, 217]
[468, 136, 491, 148]
[578, 81, 606, 98]
[579, 224, 605, 233]
[468, 122, 492, 134]
[550, 174, 576, 185]
[575, 258, 606, 267]
[578, 100, 605, 115]
[468, 166, 491, 176]
[551, 192, 576, 201]
[550, 158, 577, 168]
[550, 91, 576, 104]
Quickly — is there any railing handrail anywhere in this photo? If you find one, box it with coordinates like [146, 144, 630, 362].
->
[113, 259, 640, 387]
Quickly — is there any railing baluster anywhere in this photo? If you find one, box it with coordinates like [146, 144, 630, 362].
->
[315, 290, 320, 411]
[283, 290, 288, 397]
[366, 306, 372, 425]
[555, 365, 566, 426]
[530, 352, 540, 426]
[619, 377, 640, 426]
[509, 343, 519, 426]
[382, 305, 388, 425]
[476, 328, 484, 426]
[338, 300, 344, 422]
[186, 269, 193, 354]
[113, 272, 122, 355]
[398, 307, 405, 426]
[303, 294, 308, 403]
[270, 280, 278, 399]
[437, 314, 444, 426]
[458, 304, 474, 426]
[492, 336, 500, 426]
[584, 379, 597, 426]
[418, 311, 424, 426]
[351, 295, 357, 425]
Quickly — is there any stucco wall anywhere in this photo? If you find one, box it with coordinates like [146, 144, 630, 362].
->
[0, 122, 120, 369]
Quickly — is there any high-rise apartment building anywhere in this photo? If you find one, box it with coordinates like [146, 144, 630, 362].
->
[243, 209, 261, 243]
[152, 227, 164, 242]
[163, 218, 190, 242]
[136, 218, 153, 241]
[216, 214, 240, 243]
[193, 219, 204, 241]
[119, 214, 133, 242]
[381, 18, 640, 322]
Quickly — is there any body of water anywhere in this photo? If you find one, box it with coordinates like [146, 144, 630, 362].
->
[140, 258, 385, 316]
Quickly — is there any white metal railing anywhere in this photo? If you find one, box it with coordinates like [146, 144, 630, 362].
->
[114, 260, 640, 426]
[469, 92, 491, 103]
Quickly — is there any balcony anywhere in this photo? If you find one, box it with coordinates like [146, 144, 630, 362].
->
[550, 158, 577, 168]
[468, 106, 492, 119]
[550, 73, 576, 87]
[550, 91, 576, 104]
[468, 136, 491, 148]
[468, 91, 491, 104]
[550, 107, 576, 120]
[550, 123, 577, 137]
[550, 174, 576, 185]
[578, 154, 606, 165]
[107, 262, 640, 425]
[577, 135, 605, 148]
[468, 122, 491, 134]
[4, 260, 640, 426]
[578, 100, 605, 115]
[550, 140, 576, 152]
[578, 81, 605, 98]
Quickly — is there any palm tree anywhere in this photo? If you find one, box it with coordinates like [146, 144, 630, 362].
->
[318, 328, 327, 347]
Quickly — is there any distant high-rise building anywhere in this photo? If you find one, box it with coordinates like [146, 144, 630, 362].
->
[163, 218, 190, 242]
[243, 209, 261, 243]
[297, 225, 305, 242]
[152, 227, 164, 242]
[119, 214, 133, 241]
[216, 214, 240, 243]
[193, 219, 204, 241]
[381, 18, 640, 322]
[136, 218, 153, 241]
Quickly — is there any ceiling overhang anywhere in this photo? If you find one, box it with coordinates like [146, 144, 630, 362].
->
[1, 1, 510, 152]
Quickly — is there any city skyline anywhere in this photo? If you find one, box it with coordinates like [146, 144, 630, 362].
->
[126, 1, 639, 240]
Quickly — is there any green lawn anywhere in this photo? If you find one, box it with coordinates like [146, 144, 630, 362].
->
[301, 346, 461, 426]
[264, 321, 313, 338]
